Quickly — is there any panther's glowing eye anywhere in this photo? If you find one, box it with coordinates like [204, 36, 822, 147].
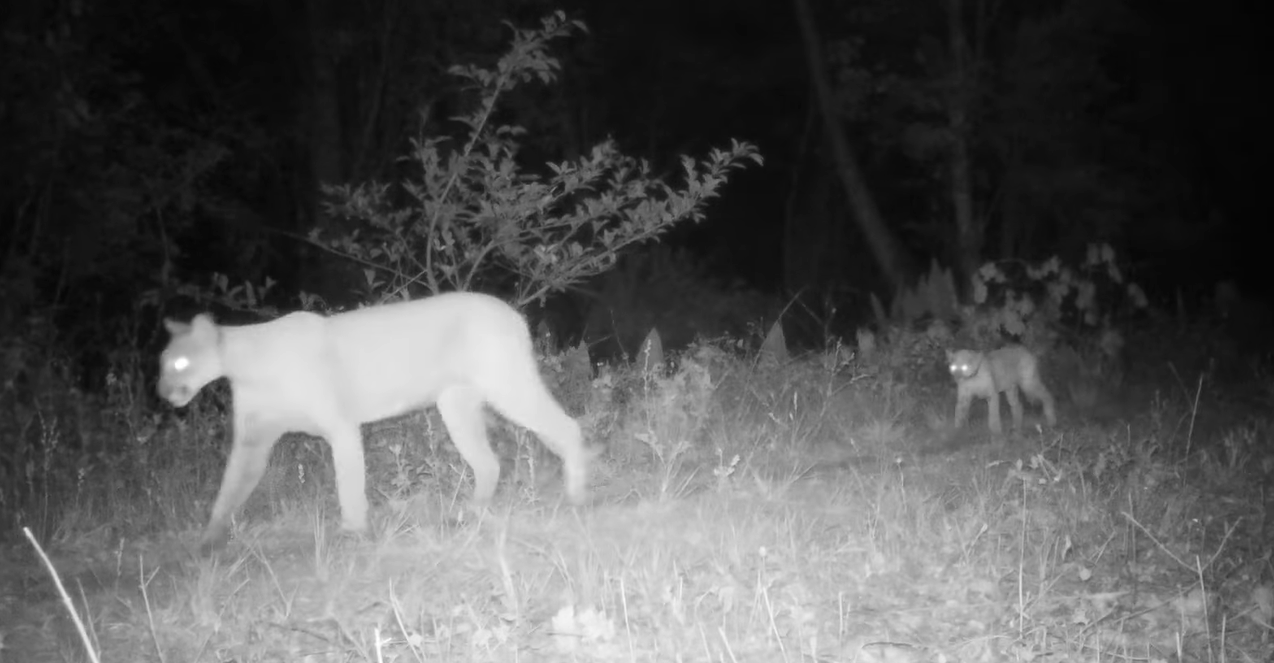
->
[173, 356, 190, 371]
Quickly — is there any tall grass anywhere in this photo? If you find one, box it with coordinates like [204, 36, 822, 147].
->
[1, 330, 1270, 661]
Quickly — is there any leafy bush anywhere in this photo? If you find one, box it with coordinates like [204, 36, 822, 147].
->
[856, 319, 954, 393]
[316, 12, 762, 308]
[859, 244, 1149, 415]
[965, 242, 1148, 352]
[959, 243, 1148, 407]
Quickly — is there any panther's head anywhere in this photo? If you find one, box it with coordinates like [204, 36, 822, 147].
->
[158, 314, 224, 407]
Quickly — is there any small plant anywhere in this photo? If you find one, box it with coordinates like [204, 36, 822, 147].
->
[874, 259, 960, 327]
[586, 246, 774, 361]
[857, 317, 953, 391]
[600, 343, 717, 499]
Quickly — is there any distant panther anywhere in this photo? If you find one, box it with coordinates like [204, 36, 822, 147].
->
[158, 292, 591, 552]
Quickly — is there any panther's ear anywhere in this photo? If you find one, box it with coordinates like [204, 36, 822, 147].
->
[944, 349, 955, 362]
[189, 313, 219, 339]
[165, 314, 217, 339]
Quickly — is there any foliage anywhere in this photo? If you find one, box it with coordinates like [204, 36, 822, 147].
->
[873, 259, 960, 327]
[822, 0, 1146, 264]
[602, 346, 717, 478]
[0, 321, 209, 542]
[988, 0, 1144, 255]
[862, 260, 960, 391]
[957, 242, 1149, 406]
[586, 245, 776, 361]
[0, 0, 292, 399]
[862, 243, 1149, 405]
[964, 242, 1147, 351]
[4, 273, 1271, 662]
[317, 12, 762, 308]
[855, 317, 953, 397]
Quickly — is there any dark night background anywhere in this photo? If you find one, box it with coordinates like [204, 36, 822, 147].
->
[1, 0, 1269, 364]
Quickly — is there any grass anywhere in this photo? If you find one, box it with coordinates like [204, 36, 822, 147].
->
[1, 331, 1272, 662]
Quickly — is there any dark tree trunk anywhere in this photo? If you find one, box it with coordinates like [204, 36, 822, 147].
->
[306, 0, 344, 233]
[792, 0, 912, 291]
[947, 0, 981, 286]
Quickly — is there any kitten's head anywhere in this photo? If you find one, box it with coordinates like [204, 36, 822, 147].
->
[946, 349, 982, 380]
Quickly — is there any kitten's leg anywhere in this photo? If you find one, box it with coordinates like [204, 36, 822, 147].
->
[1023, 380, 1058, 426]
[985, 389, 1003, 434]
[1005, 386, 1025, 431]
[954, 384, 972, 428]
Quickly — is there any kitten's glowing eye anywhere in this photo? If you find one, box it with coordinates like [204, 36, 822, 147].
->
[173, 356, 190, 371]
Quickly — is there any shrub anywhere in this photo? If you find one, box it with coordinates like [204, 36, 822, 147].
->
[315, 12, 762, 309]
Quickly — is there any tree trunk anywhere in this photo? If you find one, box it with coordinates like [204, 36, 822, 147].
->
[999, 164, 1029, 260]
[946, 0, 981, 287]
[783, 167, 833, 296]
[306, 0, 344, 232]
[792, 0, 911, 291]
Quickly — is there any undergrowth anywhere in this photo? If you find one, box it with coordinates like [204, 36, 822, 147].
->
[1, 324, 1272, 662]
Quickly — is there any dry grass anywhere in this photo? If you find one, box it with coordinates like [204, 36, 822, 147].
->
[1, 338, 1272, 662]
